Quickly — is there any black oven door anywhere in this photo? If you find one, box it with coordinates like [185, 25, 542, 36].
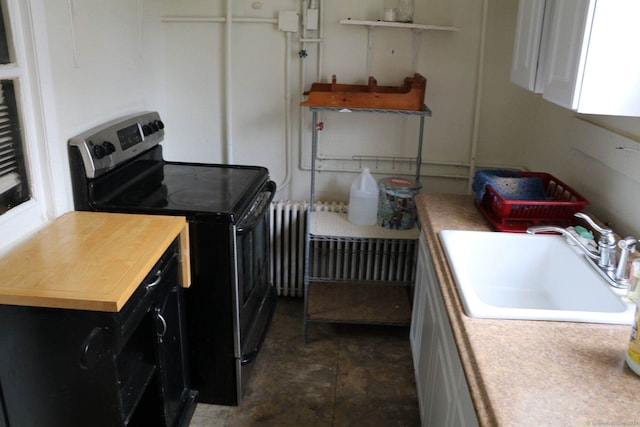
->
[234, 180, 277, 368]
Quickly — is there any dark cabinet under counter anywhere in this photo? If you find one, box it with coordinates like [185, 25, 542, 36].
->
[0, 239, 197, 427]
[0, 212, 197, 427]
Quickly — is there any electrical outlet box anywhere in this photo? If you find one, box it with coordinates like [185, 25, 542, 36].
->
[278, 11, 299, 32]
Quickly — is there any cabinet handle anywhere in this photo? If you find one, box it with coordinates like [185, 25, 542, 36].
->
[145, 252, 178, 290]
[145, 271, 163, 290]
[155, 309, 167, 344]
[79, 327, 105, 370]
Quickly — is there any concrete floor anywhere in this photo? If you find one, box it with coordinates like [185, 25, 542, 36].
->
[189, 297, 420, 427]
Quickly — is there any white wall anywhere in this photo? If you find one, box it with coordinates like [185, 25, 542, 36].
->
[160, 0, 498, 202]
[12, 0, 640, 244]
[526, 102, 640, 237]
[476, 0, 539, 169]
[37, 0, 547, 210]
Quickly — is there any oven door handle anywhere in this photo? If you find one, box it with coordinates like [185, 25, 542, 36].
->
[236, 180, 276, 234]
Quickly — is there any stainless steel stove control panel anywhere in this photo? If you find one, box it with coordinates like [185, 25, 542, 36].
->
[68, 111, 164, 179]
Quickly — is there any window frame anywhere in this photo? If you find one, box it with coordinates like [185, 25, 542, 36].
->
[0, 0, 57, 255]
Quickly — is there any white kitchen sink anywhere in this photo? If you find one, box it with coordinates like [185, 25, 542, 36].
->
[439, 230, 635, 324]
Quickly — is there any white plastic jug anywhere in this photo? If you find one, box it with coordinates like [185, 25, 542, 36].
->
[348, 168, 379, 226]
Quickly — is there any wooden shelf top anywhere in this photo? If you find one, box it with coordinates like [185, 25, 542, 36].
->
[0, 211, 189, 312]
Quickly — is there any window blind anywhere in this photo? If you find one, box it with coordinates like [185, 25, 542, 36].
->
[0, 2, 30, 216]
[0, 80, 29, 215]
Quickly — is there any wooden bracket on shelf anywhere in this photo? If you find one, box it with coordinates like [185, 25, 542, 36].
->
[301, 73, 427, 111]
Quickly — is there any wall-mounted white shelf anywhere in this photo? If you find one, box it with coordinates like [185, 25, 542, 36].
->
[339, 19, 459, 32]
[339, 19, 459, 77]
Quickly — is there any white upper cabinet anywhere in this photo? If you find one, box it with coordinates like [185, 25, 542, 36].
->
[541, 0, 594, 111]
[512, 0, 640, 117]
[510, 0, 549, 93]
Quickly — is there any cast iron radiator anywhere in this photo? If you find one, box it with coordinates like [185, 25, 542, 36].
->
[269, 200, 417, 297]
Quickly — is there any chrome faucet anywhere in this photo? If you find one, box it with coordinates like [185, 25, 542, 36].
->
[617, 236, 637, 285]
[527, 212, 636, 289]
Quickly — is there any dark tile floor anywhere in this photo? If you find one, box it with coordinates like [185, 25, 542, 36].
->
[189, 297, 420, 427]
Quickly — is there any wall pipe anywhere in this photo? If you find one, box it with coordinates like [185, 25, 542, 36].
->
[298, 0, 309, 183]
[316, 0, 324, 79]
[299, 155, 471, 171]
[365, 26, 375, 77]
[296, 158, 524, 182]
[298, 0, 325, 188]
[137, 0, 144, 58]
[467, 0, 489, 193]
[224, 0, 233, 164]
[280, 30, 292, 190]
[411, 30, 420, 73]
[298, 0, 324, 177]
[161, 16, 277, 24]
[66, 0, 78, 67]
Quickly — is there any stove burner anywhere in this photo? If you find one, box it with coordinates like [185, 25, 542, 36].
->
[168, 189, 231, 208]
[118, 185, 168, 207]
[165, 168, 222, 180]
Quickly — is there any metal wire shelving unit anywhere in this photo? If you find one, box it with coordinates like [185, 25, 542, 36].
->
[303, 105, 432, 342]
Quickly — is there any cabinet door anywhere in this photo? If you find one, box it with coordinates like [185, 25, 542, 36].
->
[541, 0, 594, 109]
[418, 235, 456, 427]
[426, 253, 458, 427]
[510, 0, 548, 92]
[451, 373, 480, 427]
[410, 236, 436, 420]
[410, 239, 427, 363]
[578, 0, 640, 116]
[414, 234, 479, 427]
[427, 337, 457, 427]
[155, 285, 192, 427]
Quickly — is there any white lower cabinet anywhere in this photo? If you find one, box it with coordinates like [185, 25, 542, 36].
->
[411, 234, 478, 427]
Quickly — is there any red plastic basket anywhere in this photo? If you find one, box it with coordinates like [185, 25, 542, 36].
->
[475, 172, 589, 232]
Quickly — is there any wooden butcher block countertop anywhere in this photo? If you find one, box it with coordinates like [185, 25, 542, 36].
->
[0, 211, 190, 312]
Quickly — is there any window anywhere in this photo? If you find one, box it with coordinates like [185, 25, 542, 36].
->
[0, 0, 56, 255]
[0, 80, 30, 215]
[0, 4, 30, 216]
[0, 3, 28, 218]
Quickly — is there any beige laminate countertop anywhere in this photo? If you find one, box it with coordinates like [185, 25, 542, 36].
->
[0, 211, 190, 312]
[417, 193, 640, 427]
